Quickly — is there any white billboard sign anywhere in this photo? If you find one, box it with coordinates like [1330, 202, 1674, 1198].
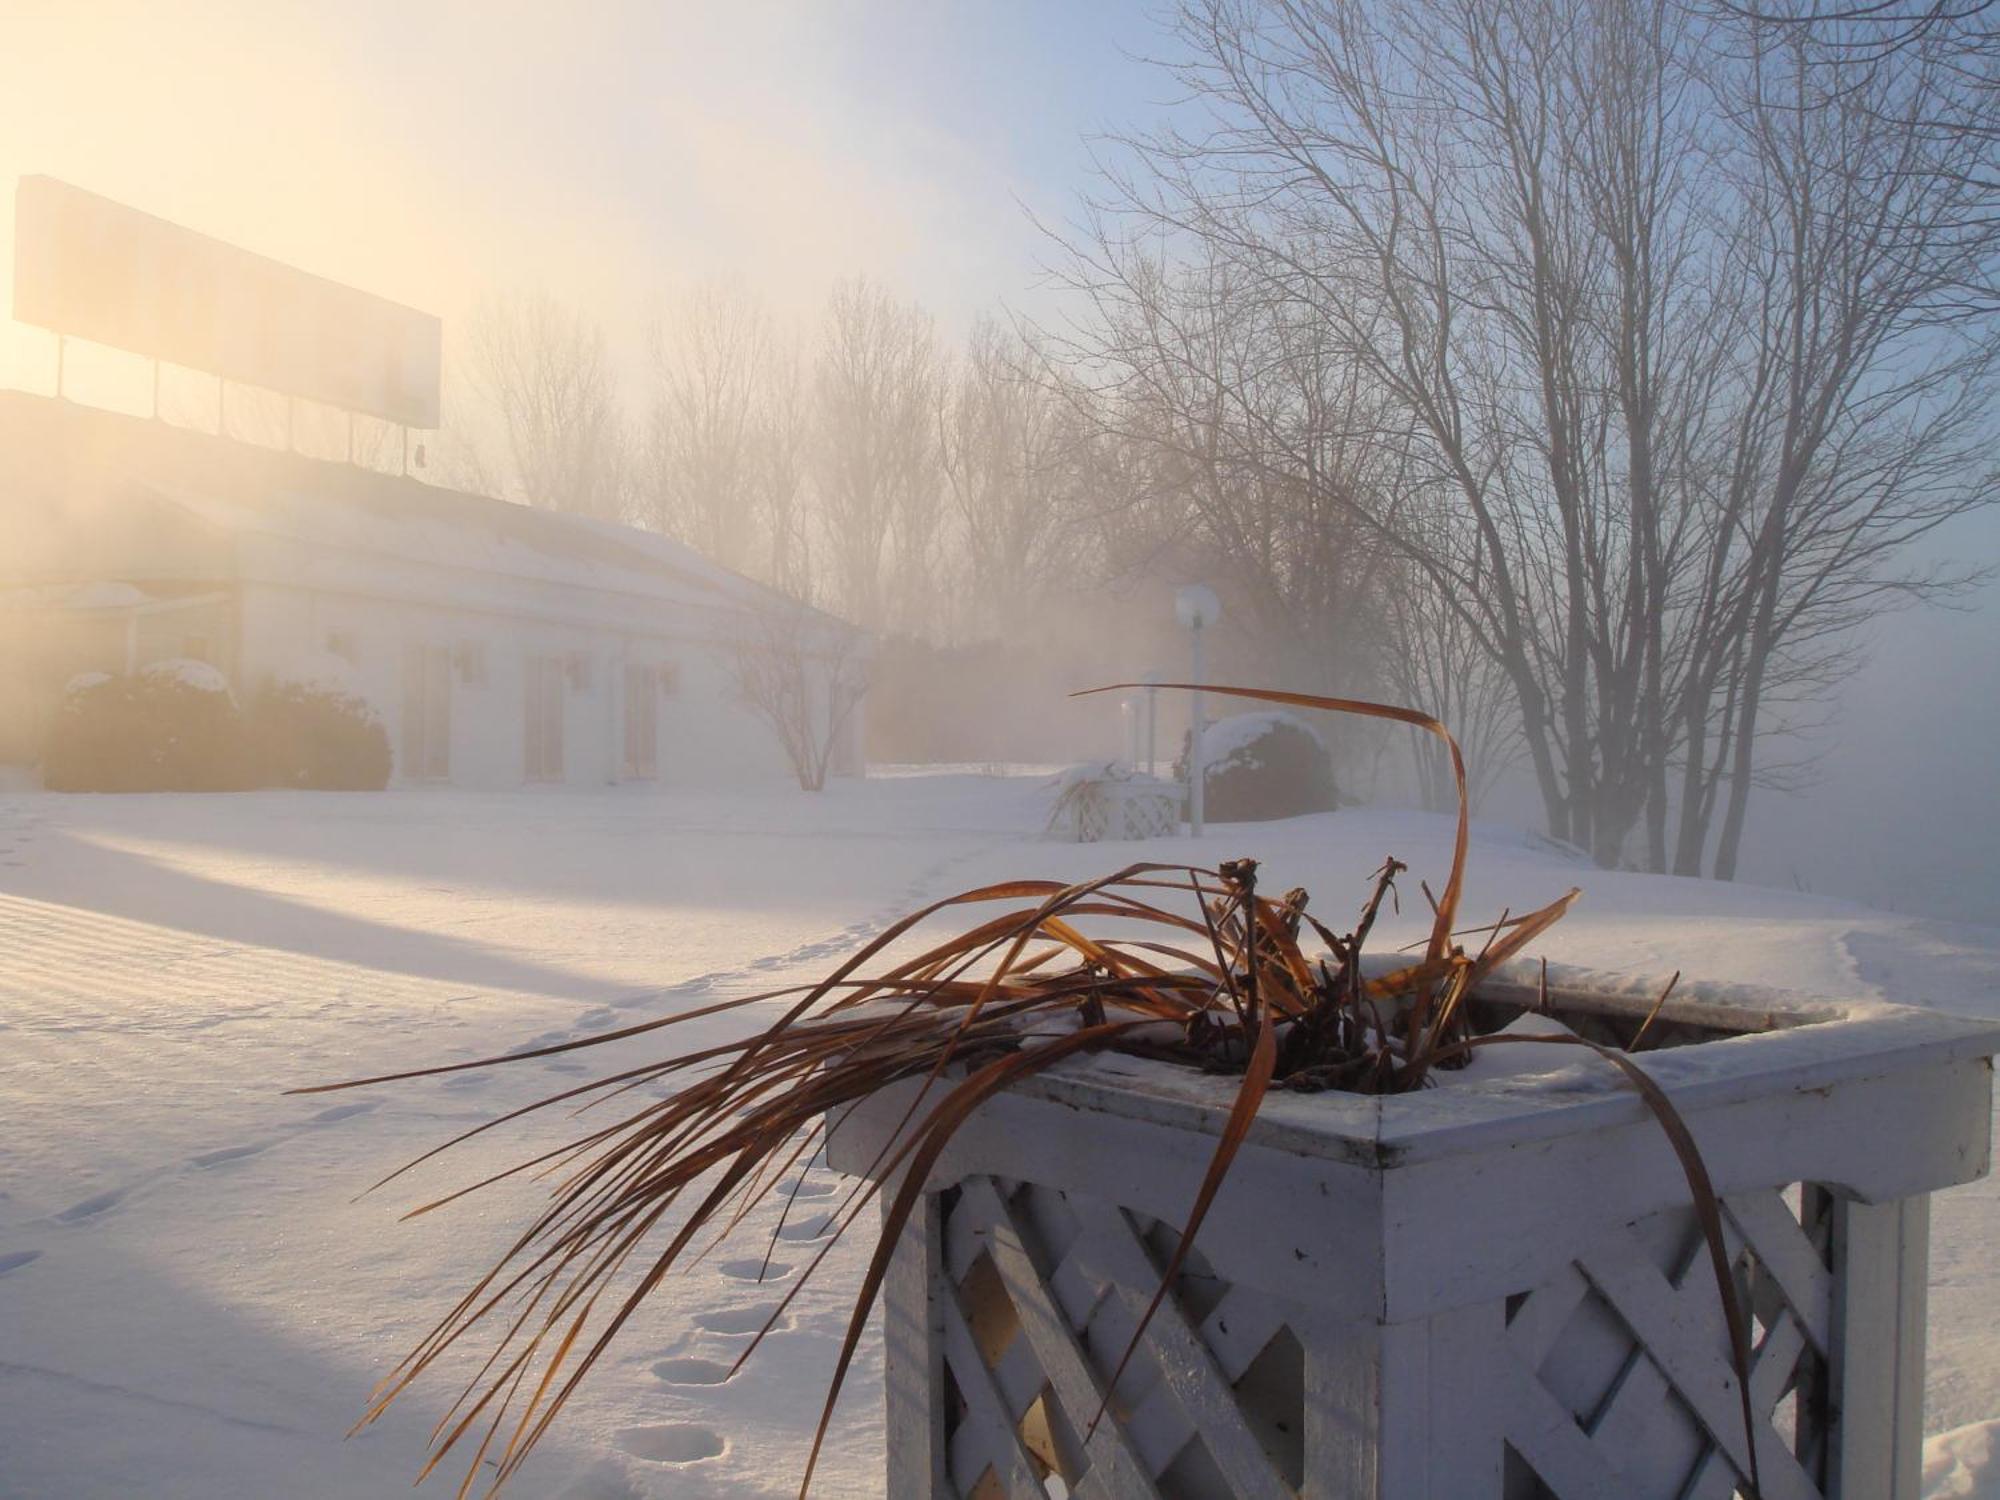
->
[13, 175, 442, 428]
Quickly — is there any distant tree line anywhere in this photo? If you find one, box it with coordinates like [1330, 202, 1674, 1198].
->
[450, 0, 2000, 876]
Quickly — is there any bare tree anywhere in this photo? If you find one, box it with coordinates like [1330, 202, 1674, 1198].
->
[725, 599, 869, 791]
[1719, 2, 1998, 258]
[812, 278, 942, 634]
[1054, 0, 1997, 872]
[641, 284, 798, 578]
[1040, 247, 1403, 703]
[937, 321, 1076, 639]
[1380, 498, 1524, 815]
[464, 292, 628, 522]
[1687, 19, 2000, 876]
[753, 334, 814, 600]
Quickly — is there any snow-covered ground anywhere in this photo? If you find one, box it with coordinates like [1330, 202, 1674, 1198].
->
[0, 776, 1994, 1498]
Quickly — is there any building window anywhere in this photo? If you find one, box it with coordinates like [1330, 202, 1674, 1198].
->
[623, 664, 659, 780]
[326, 630, 357, 665]
[455, 640, 488, 687]
[401, 643, 452, 780]
[657, 661, 681, 697]
[180, 635, 211, 664]
[564, 650, 594, 694]
[525, 656, 565, 783]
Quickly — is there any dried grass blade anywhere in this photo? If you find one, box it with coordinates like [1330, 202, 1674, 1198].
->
[798, 1021, 1149, 1498]
[1442, 1032, 1763, 1499]
[1077, 682, 1469, 964]
[1630, 972, 1682, 1052]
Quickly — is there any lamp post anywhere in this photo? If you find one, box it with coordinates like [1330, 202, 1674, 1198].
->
[1174, 584, 1221, 838]
[1142, 670, 1161, 778]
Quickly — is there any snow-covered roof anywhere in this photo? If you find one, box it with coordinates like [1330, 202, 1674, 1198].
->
[0, 391, 856, 639]
[66, 580, 150, 610]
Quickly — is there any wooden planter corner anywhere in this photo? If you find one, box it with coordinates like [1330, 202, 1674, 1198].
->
[826, 961, 2000, 1500]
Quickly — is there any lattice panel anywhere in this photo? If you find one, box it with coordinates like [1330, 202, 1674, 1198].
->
[924, 1177, 1840, 1500]
[1500, 1183, 1834, 1500]
[935, 1175, 1303, 1500]
[1072, 785, 1182, 843]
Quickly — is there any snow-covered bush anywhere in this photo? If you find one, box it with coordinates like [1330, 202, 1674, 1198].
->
[142, 656, 232, 696]
[42, 675, 135, 791]
[249, 674, 391, 791]
[1174, 709, 1338, 822]
[275, 650, 359, 697]
[43, 663, 249, 791]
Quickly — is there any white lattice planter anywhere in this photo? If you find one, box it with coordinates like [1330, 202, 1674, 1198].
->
[1054, 776, 1186, 843]
[826, 962, 1999, 1500]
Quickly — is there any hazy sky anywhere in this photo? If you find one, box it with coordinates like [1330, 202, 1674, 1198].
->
[2, 0, 1995, 924]
[0, 0, 1168, 392]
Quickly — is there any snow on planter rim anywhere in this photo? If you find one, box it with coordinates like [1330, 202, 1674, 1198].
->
[1000, 954, 2000, 1173]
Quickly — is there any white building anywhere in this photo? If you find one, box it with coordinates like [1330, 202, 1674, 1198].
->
[0, 391, 866, 788]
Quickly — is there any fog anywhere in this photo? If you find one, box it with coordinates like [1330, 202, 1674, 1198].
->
[1, 0, 1996, 921]
[9, 12, 2000, 1499]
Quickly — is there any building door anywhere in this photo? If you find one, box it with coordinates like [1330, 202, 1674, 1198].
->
[622, 664, 658, 780]
[525, 656, 565, 783]
[400, 643, 451, 780]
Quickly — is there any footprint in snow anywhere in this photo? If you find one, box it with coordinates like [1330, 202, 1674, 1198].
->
[552, 1461, 645, 1500]
[190, 1142, 269, 1169]
[0, 1250, 42, 1276]
[693, 1303, 789, 1336]
[651, 1356, 733, 1386]
[716, 1257, 792, 1283]
[777, 1177, 836, 1200]
[617, 1423, 725, 1463]
[308, 1100, 379, 1125]
[58, 1187, 127, 1223]
[776, 1214, 836, 1243]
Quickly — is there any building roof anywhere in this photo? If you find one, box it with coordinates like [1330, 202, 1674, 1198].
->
[0, 390, 853, 636]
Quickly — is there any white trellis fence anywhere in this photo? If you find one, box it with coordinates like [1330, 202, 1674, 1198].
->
[827, 962, 1999, 1500]
[1048, 767, 1185, 843]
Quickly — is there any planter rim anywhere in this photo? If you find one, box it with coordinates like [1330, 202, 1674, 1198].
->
[996, 958, 2000, 1169]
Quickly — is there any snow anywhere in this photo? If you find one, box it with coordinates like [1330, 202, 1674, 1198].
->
[64, 580, 148, 610]
[138, 657, 231, 695]
[1051, 758, 1127, 796]
[61, 671, 111, 698]
[0, 778, 1995, 1497]
[1199, 708, 1320, 764]
[274, 650, 359, 696]
[1433, 1009, 1626, 1093]
[1928, 1420, 2000, 1499]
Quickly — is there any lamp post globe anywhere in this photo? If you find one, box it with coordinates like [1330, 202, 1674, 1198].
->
[1173, 583, 1221, 632]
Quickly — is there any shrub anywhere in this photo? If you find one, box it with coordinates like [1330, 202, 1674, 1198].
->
[249, 677, 391, 790]
[1174, 709, 1338, 821]
[43, 661, 249, 791]
[43, 674, 139, 792]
